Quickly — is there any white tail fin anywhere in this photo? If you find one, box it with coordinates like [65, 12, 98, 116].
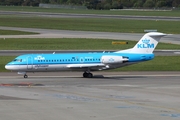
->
[116, 32, 167, 54]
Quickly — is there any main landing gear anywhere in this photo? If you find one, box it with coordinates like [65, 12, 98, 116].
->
[83, 72, 93, 78]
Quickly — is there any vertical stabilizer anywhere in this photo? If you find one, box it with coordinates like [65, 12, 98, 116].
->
[131, 32, 167, 53]
[116, 32, 167, 53]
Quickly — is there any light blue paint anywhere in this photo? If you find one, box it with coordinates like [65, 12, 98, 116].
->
[6, 52, 154, 66]
[137, 39, 155, 48]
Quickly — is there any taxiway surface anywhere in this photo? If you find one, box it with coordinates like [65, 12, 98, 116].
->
[0, 26, 180, 44]
[0, 72, 180, 120]
[1, 11, 180, 21]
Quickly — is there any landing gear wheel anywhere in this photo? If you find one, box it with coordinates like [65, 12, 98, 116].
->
[83, 72, 88, 78]
[83, 72, 93, 78]
[88, 73, 93, 78]
[24, 74, 28, 78]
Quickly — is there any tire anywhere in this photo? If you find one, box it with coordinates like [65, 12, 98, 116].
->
[24, 75, 28, 78]
[88, 73, 93, 78]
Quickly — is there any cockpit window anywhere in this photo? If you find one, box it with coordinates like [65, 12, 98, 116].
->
[13, 59, 22, 62]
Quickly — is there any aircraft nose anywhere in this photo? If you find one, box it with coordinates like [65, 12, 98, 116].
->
[5, 64, 11, 70]
[5, 64, 16, 70]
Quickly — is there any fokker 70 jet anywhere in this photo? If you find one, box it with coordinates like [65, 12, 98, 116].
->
[5, 32, 167, 78]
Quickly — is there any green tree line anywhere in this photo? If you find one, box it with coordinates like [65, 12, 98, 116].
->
[0, 0, 180, 9]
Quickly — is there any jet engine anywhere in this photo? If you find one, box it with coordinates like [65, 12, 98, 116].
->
[101, 55, 128, 64]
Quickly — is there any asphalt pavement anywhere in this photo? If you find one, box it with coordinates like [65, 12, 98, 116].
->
[0, 72, 180, 120]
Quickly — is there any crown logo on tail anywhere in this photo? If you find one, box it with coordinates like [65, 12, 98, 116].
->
[142, 39, 150, 44]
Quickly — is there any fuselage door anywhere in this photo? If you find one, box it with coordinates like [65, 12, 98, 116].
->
[27, 56, 33, 69]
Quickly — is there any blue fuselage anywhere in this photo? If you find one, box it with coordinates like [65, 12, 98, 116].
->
[5, 52, 154, 72]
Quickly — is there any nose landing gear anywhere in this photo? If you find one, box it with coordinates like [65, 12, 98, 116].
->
[18, 72, 28, 78]
[24, 74, 28, 78]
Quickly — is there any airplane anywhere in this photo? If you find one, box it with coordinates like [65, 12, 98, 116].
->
[5, 32, 167, 78]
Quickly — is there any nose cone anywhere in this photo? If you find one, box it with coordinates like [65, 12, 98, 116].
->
[5, 64, 18, 71]
[5, 64, 12, 70]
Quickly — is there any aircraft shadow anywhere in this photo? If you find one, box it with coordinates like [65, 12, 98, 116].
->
[92, 75, 146, 80]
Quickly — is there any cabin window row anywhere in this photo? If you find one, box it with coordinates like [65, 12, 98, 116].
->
[38, 59, 79, 62]
[37, 58, 101, 62]
[85, 58, 100, 61]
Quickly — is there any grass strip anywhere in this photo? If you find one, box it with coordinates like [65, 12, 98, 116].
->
[0, 6, 180, 17]
[0, 38, 180, 50]
[0, 16, 180, 33]
[1, 56, 180, 72]
[0, 29, 38, 35]
[0, 56, 15, 72]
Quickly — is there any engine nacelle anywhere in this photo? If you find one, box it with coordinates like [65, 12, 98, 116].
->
[101, 55, 128, 64]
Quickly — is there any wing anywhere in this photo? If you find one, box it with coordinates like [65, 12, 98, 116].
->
[66, 63, 106, 71]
